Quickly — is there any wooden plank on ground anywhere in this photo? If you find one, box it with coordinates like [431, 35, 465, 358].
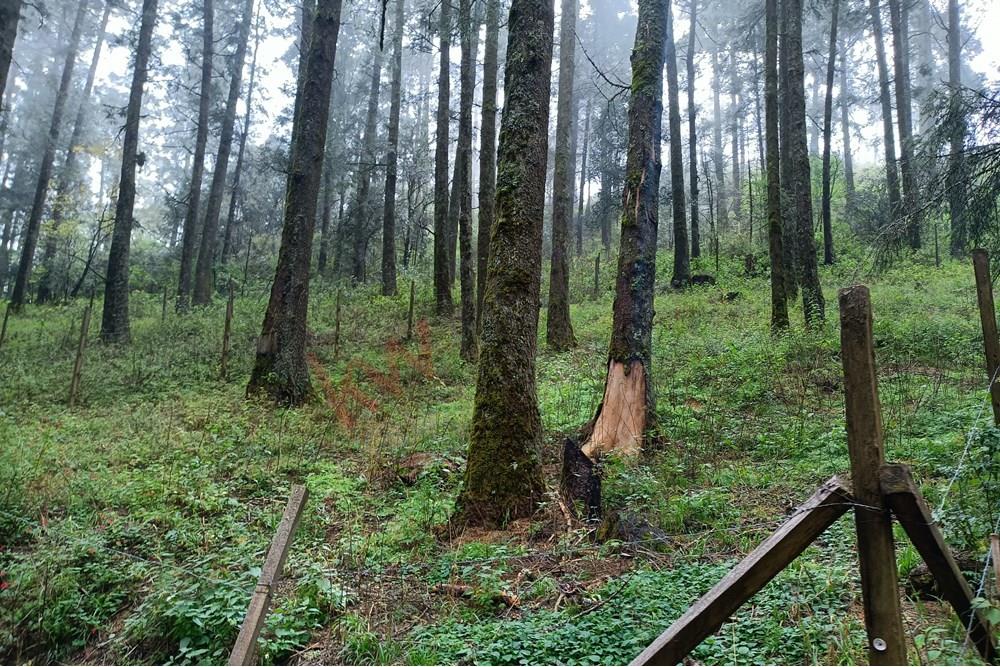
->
[630, 476, 854, 666]
[228, 484, 309, 666]
[880, 464, 997, 664]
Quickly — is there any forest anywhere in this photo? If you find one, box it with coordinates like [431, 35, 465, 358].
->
[1, 0, 1000, 663]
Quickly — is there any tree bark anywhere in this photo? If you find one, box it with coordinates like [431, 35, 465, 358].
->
[453, 0, 553, 529]
[583, 0, 665, 460]
[433, 0, 453, 315]
[947, 0, 965, 256]
[778, 3, 797, 299]
[247, 0, 342, 404]
[221, 7, 261, 265]
[192, 0, 254, 306]
[711, 44, 728, 233]
[37, 0, 112, 305]
[765, 0, 788, 330]
[457, 0, 478, 361]
[350, 51, 382, 284]
[100, 0, 158, 343]
[0, 0, 21, 111]
[477, 0, 500, 331]
[821, 0, 839, 266]
[176, 0, 213, 311]
[888, 0, 920, 248]
[9, 0, 88, 311]
[666, 0, 688, 287]
[870, 0, 902, 229]
[380, 0, 404, 296]
[576, 98, 590, 257]
[546, 0, 577, 351]
[785, 0, 824, 326]
[729, 53, 742, 220]
[687, 0, 699, 259]
[838, 33, 856, 214]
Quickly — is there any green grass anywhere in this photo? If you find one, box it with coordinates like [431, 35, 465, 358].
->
[1, 247, 998, 665]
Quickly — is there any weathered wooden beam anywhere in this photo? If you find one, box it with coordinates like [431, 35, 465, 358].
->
[880, 464, 997, 664]
[228, 484, 309, 666]
[630, 476, 854, 666]
[973, 249, 1000, 425]
[839, 285, 908, 665]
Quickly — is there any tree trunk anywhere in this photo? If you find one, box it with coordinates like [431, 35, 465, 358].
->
[37, 0, 112, 305]
[192, 0, 254, 306]
[350, 51, 382, 284]
[820, 0, 838, 266]
[247, 0, 342, 404]
[778, 3, 797, 300]
[785, 0, 824, 326]
[888, 0, 919, 248]
[477, 0, 499, 331]
[870, 0, 902, 228]
[546, 0, 577, 351]
[583, 0, 665, 460]
[100, 0, 158, 343]
[0, 0, 21, 110]
[947, 0, 965, 256]
[457, 0, 478, 361]
[687, 0, 699, 259]
[433, 0, 453, 315]
[576, 98, 590, 257]
[838, 33, 856, 214]
[380, 0, 404, 296]
[765, 0, 788, 330]
[221, 7, 261, 265]
[176, 0, 213, 311]
[711, 45, 728, 233]
[729, 53, 742, 220]
[318, 161, 333, 275]
[666, 0, 688, 287]
[453, 0, 553, 529]
[9, 0, 88, 311]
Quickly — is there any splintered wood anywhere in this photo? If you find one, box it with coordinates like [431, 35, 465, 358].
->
[583, 360, 645, 459]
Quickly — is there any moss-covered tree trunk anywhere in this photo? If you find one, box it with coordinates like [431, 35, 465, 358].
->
[785, 0, 824, 325]
[946, 0, 965, 257]
[666, 0, 687, 288]
[457, 0, 478, 362]
[10, 0, 88, 312]
[765, 0, 788, 330]
[545, 0, 578, 351]
[0, 0, 22, 113]
[380, 0, 404, 297]
[246, 0, 342, 404]
[176, 0, 213, 312]
[777, 5, 797, 301]
[687, 0, 700, 260]
[100, 0, 157, 343]
[453, 0, 554, 529]
[581, 0, 664, 460]
[192, 0, 253, 306]
[433, 0, 453, 315]
[820, 0, 839, 266]
[476, 0, 500, 332]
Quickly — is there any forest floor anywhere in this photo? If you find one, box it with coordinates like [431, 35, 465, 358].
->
[1, 243, 998, 665]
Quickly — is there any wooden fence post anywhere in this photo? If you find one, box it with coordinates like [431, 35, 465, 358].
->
[593, 254, 600, 300]
[228, 485, 309, 666]
[972, 249, 1000, 425]
[0, 302, 10, 352]
[220, 280, 235, 380]
[991, 533, 1000, 600]
[838, 285, 907, 665]
[69, 305, 92, 407]
[406, 279, 415, 341]
[333, 288, 342, 358]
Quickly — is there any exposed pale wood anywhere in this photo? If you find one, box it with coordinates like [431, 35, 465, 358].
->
[228, 484, 309, 666]
[972, 249, 1000, 425]
[68, 305, 92, 407]
[880, 464, 997, 664]
[631, 476, 854, 666]
[583, 360, 645, 459]
[838, 285, 907, 665]
[220, 279, 235, 380]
